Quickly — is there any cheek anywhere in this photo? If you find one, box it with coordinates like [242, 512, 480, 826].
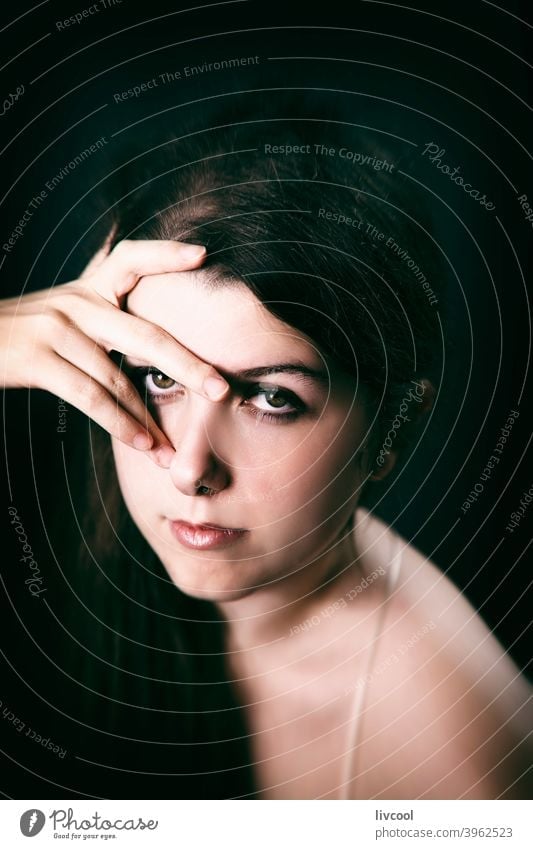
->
[252, 418, 366, 516]
[111, 439, 157, 519]
[110, 405, 366, 515]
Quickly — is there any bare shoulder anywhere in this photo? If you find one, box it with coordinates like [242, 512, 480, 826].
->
[354, 509, 532, 799]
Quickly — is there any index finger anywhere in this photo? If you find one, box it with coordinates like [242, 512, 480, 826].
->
[102, 310, 230, 401]
[91, 240, 208, 301]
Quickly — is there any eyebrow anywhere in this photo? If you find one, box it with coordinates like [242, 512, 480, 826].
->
[123, 356, 330, 386]
[224, 362, 330, 385]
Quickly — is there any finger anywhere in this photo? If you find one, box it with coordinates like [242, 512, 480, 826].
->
[93, 309, 229, 401]
[51, 329, 175, 448]
[42, 353, 174, 468]
[88, 240, 207, 301]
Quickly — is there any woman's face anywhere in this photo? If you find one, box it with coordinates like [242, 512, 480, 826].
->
[111, 271, 371, 601]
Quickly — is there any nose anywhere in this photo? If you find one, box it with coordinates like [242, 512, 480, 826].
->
[167, 402, 231, 497]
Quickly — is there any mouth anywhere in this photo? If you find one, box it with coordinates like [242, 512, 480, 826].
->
[168, 520, 248, 551]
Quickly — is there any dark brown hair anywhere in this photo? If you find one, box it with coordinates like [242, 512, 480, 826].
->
[70, 97, 444, 797]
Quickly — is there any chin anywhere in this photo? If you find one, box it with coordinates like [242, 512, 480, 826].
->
[160, 557, 261, 602]
[182, 585, 258, 603]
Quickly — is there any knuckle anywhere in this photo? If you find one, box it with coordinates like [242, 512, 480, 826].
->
[112, 239, 131, 257]
[193, 362, 215, 388]
[66, 285, 92, 309]
[76, 378, 106, 407]
[139, 323, 167, 351]
[111, 373, 138, 404]
[43, 307, 69, 336]
[112, 413, 136, 441]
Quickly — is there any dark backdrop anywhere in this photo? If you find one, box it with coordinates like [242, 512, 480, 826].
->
[1, 0, 531, 798]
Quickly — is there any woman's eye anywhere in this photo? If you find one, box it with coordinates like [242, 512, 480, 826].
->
[131, 368, 303, 422]
[135, 368, 181, 398]
[244, 384, 303, 421]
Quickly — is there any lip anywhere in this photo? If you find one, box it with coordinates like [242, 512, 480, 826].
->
[168, 520, 248, 551]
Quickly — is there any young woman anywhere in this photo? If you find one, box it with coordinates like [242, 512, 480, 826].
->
[2, 106, 531, 800]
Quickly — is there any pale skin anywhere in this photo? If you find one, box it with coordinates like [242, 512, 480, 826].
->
[0, 237, 231, 467]
[3, 241, 530, 798]
[110, 268, 532, 801]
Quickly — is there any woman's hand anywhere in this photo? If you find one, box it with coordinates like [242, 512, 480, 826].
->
[0, 238, 230, 467]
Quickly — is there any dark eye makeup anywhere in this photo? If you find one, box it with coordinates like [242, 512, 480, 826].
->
[127, 366, 307, 424]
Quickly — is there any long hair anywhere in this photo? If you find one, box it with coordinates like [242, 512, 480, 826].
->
[69, 96, 445, 797]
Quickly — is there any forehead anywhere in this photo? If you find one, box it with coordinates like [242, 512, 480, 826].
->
[125, 270, 324, 368]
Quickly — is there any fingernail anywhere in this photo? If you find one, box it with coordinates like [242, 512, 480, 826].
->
[155, 446, 175, 468]
[203, 375, 229, 400]
[133, 432, 153, 450]
[181, 244, 206, 259]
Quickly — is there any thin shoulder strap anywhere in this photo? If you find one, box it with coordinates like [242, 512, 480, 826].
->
[386, 531, 404, 598]
[338, 528, 404, 800]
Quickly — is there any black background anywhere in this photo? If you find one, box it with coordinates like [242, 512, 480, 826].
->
[1, 0, 532, 798]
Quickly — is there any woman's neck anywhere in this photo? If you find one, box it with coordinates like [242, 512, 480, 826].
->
[215, 512, 366, 653]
